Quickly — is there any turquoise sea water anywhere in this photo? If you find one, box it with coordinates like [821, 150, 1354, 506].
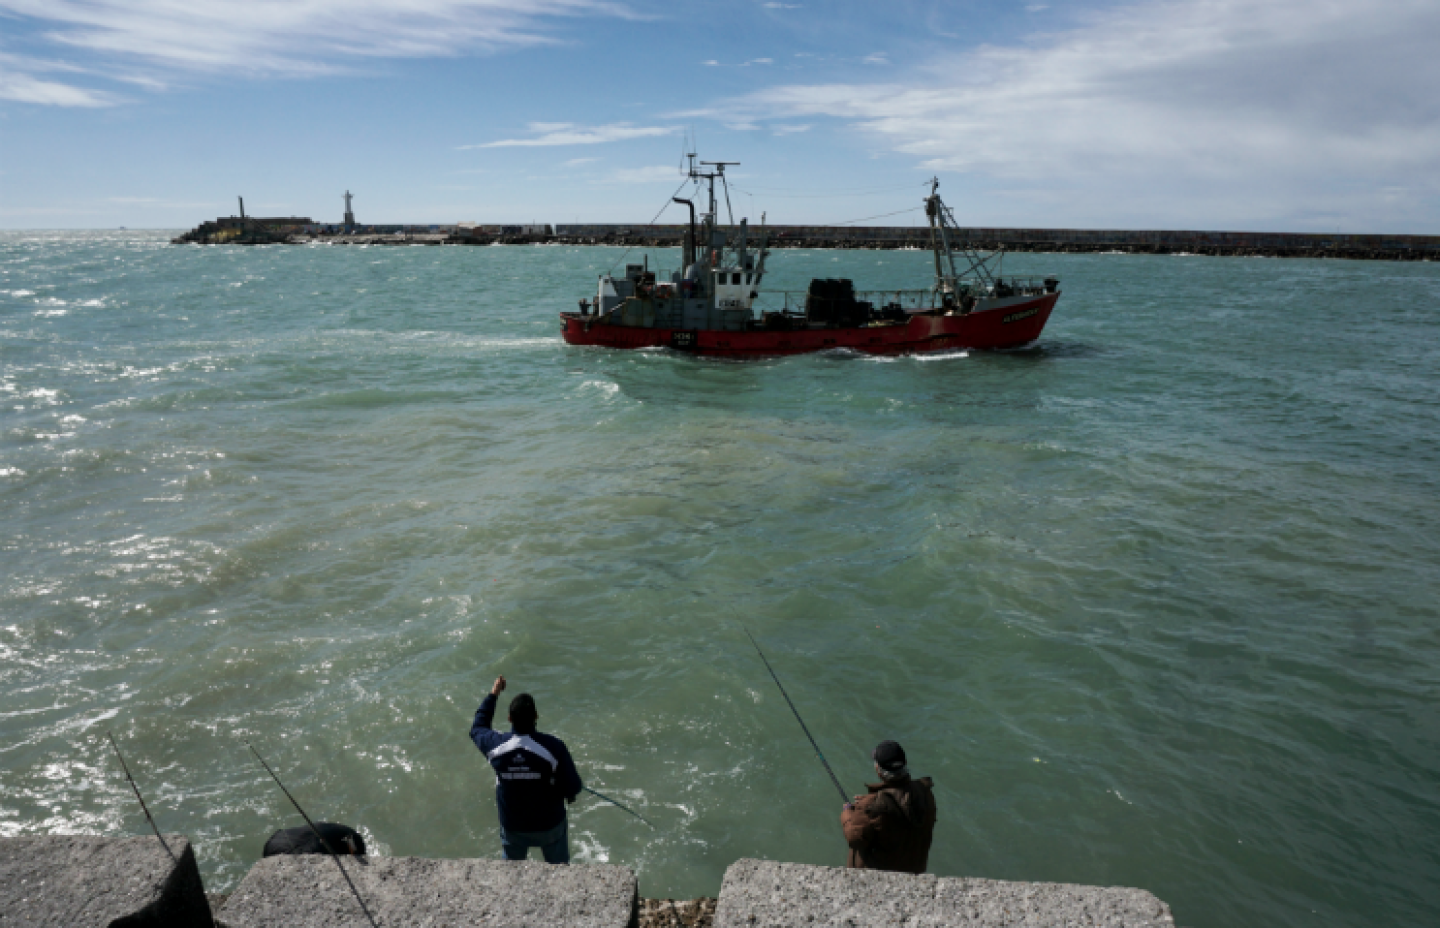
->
[2, 232, 1438, 926]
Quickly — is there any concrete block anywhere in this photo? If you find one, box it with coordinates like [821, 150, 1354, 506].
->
[216, 855, 637, 928]
[0, 834, 213, 928]
[714, 859, 1175, 928]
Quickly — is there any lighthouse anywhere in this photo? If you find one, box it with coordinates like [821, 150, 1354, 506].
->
[343, 191, 355, 233]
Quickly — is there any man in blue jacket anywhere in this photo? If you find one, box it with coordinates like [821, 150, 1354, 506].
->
[470, 675, 583, 863]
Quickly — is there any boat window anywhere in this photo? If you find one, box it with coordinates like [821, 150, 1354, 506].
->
[732, 273, 742, 285]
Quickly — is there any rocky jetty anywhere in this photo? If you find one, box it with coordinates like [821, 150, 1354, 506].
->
[170, 217, 1440, 260]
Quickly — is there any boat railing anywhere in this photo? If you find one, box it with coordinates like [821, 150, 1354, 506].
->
[765, 289, 939, 314]
[991, 276, 1058, 296]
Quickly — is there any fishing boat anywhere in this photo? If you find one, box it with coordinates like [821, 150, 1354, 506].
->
[560, 156, 1061, 357]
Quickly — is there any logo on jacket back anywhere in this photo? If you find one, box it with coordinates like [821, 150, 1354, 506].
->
[489, 735, 559, 783]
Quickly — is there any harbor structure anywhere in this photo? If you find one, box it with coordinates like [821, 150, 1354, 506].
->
[0, 836, 1178, 927]
[171, 220, 1440, 259]
[343, 191, 355, 233]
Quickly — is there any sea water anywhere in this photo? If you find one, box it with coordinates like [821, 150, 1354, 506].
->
[2, 232, 1438, 927]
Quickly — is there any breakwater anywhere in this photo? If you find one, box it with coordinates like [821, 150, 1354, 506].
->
[171, 217, 1440, 260]
[0, 837, 1177, 928]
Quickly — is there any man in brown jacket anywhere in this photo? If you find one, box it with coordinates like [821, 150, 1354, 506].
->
[840, 740, 937, 873]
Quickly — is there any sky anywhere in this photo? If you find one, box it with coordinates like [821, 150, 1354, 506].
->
[1, 0, 1437, 232]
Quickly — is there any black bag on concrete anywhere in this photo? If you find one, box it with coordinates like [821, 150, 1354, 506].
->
[262, 823, 366, 857]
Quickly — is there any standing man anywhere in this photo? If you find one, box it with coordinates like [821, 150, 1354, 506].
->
[470, 675, 583, 863]
[840, 740, 937, 873]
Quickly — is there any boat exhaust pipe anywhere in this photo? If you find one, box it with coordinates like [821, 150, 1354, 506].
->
[674, 197, 696, 270]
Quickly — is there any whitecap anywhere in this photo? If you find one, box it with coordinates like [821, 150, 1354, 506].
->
[570, 832, 611, 864]
[579, 380, 620, 397]
[912, 349, 969, 363]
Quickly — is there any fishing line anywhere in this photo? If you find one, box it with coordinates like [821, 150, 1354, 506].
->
[583, 786, 656, 829]
[106, 731, 176, 862]
[738, 624, 851, 804]
[248, 743, 380, 928]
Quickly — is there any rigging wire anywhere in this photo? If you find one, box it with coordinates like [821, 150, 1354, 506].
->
[607, 176, 696, 276]
[833, 206, 926, 225]
[728, 181, 927, 197]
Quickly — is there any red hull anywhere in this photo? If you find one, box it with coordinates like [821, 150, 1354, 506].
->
[560, 292, 1059, 357]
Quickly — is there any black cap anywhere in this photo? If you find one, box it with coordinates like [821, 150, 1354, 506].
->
[873, 740, 906, 771]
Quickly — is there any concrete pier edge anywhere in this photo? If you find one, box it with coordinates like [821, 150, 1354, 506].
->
[713, 858, 1177, 928]
[0, 834, 214, 928]
[2, 835, 1181, 927]
[214, 853, 638, 928]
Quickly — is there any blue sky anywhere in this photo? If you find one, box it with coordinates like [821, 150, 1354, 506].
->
[1, 0, 1436, 232]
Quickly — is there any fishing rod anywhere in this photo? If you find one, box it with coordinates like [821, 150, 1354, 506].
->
[583, 786, 655, 829]
[739, 625, 851, 804]
[106, 731, 176, 861]
[248, 743, 380, 928]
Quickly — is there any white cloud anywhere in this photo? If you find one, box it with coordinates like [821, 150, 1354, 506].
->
[698, 0, 1440, 229]
[0, 67, 115, 106]
[0, 0, 632, 78]
[466, 122, 676, 147]
[707, 58, 775, 68]
[0, 51, 118, 106]
[563, 157, 599, 166]
[861, 54, 888, 65]
[771, 123, 811, 135]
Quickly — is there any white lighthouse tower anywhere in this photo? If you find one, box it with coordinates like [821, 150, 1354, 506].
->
[343, 191, 355, 232]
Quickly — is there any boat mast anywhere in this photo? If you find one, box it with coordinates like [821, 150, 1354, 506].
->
[699, 160, 738, 224]
[925, 177, 961, 299]
[689, 159, 739, 284]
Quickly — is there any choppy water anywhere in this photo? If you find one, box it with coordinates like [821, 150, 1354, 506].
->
[3, 231, 1439, 926]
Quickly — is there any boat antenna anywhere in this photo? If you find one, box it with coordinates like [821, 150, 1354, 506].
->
[106, 732, 176, 862]
[248, 743, 380, 928]
[701, 161, 739, 227]
[583, 786, 656, 828]
[738, 625, 850, 804]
